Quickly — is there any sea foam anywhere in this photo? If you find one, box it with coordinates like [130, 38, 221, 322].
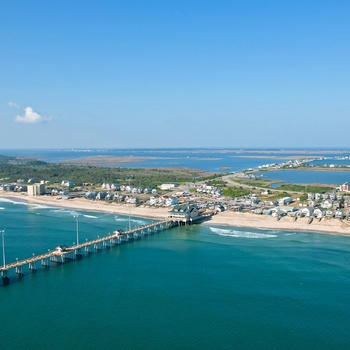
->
[210, 227, 277, 239]
[0, 198, 28, 205]
[0, 197, 53, 210]
[83, 215, 98, 219]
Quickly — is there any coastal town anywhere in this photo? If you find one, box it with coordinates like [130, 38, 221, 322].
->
[1, 156, 350, 233]
[3, 2, 350, 349]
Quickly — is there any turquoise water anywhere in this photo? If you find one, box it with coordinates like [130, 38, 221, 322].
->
[1, 199, 350, 349]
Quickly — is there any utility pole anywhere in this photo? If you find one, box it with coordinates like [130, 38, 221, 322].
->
[1, 229, 6, 268]
[73, 214, 79, 245]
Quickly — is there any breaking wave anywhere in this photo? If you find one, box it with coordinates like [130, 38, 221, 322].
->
[0, 198, 54, 210]
[50, 209, 72, 214]
[0, 198, 28, 205]
[114, 216, 148, 226]
[210, 227, 277, 239]
[30, 204, 54, 210]
[115, 217, 127, 222]
[83, 215, 98, 219]
[132, 219, 148, 226]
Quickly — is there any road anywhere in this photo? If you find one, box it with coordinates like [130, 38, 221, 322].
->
[221, 175, 305, 195]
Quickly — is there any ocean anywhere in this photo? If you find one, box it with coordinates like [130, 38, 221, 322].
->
[1, 199, 350, 349]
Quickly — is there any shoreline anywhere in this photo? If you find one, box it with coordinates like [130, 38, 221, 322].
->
[206, 211, 350, 236]
[1, 192, 350, 236]
[0, 192, 169, 220]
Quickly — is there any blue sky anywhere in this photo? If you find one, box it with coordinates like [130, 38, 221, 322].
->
[0, 1, 349, 149]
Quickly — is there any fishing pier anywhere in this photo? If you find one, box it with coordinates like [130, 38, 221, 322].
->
[0, 219, 177, 283]
[1, 202, 214, 284]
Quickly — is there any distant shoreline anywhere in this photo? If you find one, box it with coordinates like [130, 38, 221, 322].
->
[2, 192, 350, 237]
[263, 167, 350, 173]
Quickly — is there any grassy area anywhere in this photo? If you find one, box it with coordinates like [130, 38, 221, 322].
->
[0, 155, 216, 188]
[223, 186, 251, 198]
[232, 178, 279, 188]
[275, 184, 335, 193]
[205, 179, 226, 188]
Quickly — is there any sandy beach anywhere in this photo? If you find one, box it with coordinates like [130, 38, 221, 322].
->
[1, 191, 350, 236]
[0, 191, 169, 219]
[208, 210, 350, 236]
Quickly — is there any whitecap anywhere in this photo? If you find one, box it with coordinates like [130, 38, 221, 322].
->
[209, 227, 232, 235]
[83, 215, 98, 219]
[115, 218, 126, 222]
[0, 198, 54, 209]
[0, 198, 28, 205]
[210, 227, 277, 239]
[50, 209, 71, 213]
[132, 219, 147, 225]
[30, 204, 54, 210]
[0, 207, 5, 210]
[230, 231, 277, 239]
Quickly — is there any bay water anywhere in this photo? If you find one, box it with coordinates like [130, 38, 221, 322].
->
[1, 148, 350, 182]
[1, 199, 350, 349]
[262, 170, 350, 186]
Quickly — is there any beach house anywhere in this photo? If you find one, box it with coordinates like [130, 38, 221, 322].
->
[168, 204, 201, 224]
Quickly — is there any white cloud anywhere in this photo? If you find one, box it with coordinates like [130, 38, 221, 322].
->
[8, 101, 20, 109]
[15, 107, 52, 124]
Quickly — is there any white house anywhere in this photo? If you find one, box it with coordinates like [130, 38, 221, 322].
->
[278, 197, 293, 206]
[321, 200, 333, 209]
[339, 182, 349, 192]
[335, 209, 345, 219]
[314, 208, 325, 218]
[164, 196, 178, 206]
[300, 207, 314, 217]
[126, 197, 137, 204]
[125, 185, 134, 192]
[325, 210, 334, 217]
[96, 192, 107, 200]
[61, 180, 74, 187]
[271, 206, 297, 216]
[149, 196, 158, 205]
[106, 193, 114, 200]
